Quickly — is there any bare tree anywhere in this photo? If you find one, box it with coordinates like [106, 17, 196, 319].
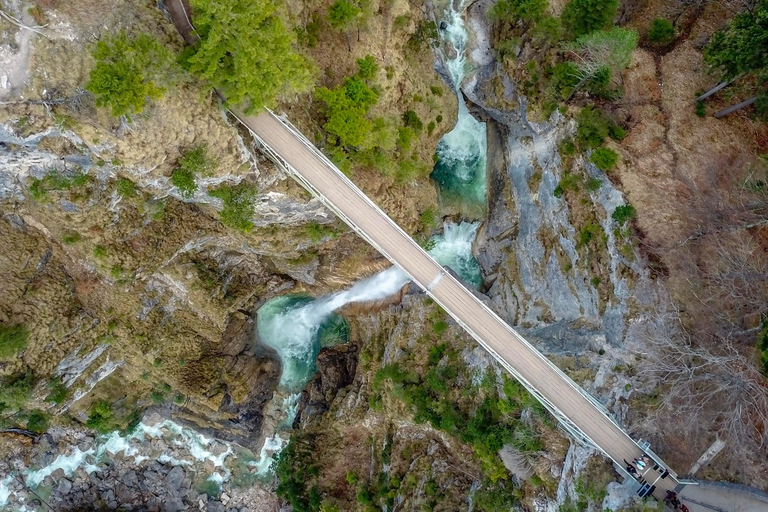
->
[637, 304, 768, 450]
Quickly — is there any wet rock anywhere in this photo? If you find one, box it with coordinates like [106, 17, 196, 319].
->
[295, 344, 358, 427]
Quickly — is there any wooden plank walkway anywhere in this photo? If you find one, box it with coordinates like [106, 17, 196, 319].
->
[238, 110, 680, 499]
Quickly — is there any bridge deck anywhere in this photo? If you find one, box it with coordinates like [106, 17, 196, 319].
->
[241, 111, 678, 499]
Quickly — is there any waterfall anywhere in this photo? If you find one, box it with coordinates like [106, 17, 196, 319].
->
[430, 2, 488, 213]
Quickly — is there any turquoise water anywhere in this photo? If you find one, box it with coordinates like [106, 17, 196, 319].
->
[429, 221, 482, 289]
[429, 2, 487, 214]
[256, 294, 350, 392]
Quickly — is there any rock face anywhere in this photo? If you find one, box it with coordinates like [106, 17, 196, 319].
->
[294, 344, 358, 428]
[0, 419, 276, 512]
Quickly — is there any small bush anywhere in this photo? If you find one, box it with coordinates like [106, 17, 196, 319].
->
[585, 177, 601, 191]
[86, 400, 115, 434]
[45, 377, 69, 404]
[576, 107, 623, 149]
[27, 410, 50, 433]
[171, 168, 197, 199]
[93, 245, 108, 259]
[0, 371, 36, 413]
[695, 101, 706, 117]
[554, 172, 581, 197]
[62, 232, 81, 245]
[612, 204, 636, 224]
[550, 61, 580, 98]
[356, 55, 378, 81]
[328, 0, 360, 32]
[433, 320, 449, 335]
[490, 0, 547, 24]
[589, 147, 619, 170]
[402, 110, 423, 131]
[430, 85, 443, 96]
[29, 170, 89, 200]
[305, 221, 338, 242]
[209, 182, 258, 232]
[179, 144, 216, 177]
[647, 19, 675, 45]
[427, 121, 436, 135]
[0, 323, 29, 359]
[116, 177, 138, 198]
[578, 222, 602, 246]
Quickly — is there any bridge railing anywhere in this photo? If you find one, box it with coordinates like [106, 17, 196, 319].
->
[236, 108, 669, 474]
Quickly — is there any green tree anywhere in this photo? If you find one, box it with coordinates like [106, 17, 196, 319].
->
[186, 0, 315, 112]
[704, 0, 768, 79]
[589, 147, 619, 170]
[86, 32, 175, 118]
[612, 204, 636, 224]
[328, 0, 360, 32]
[647, 18, 675, 45]
[316, 77, 379, 148]
[561, 0, 618, 38]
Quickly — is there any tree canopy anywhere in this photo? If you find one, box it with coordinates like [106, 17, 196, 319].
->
[185, 0, 315, 112]
[86, 32, 174, 118]
[704, 0, 768, 79]
[316, 77, 379, 148]
[561, 0, 618, 38]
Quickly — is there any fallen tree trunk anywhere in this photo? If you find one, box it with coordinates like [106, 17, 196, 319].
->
[714, 96, 758, 118]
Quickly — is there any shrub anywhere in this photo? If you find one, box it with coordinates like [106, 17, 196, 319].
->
[612, 204, 636, 224]
[209, 182, 258, 232]
[86, 400, 115, 434]
[185, 0, 314, 112]
[356, 55, 378, 81]
[589, 147, 619, 170]
[62, 232, 81, 245]
[179, 144, 216, 177]
[305, 221, 338, 242]
[29, 170, 89, 200]
[402, 110, 423, 131]
[703, 1, 768, 79]
[578, 222, 602, 246]
[553, 172, 581, 197]
[27, 410, 49, 433]
[550, 61, 581, 98]
[562, 0, 618, 38]
[86, 32, 174, 118]
[116, 177, 138, 198]
[0, 323, 29, 359]
[328, 0, 360, 32]
[45, 378, 69, 404]
[647, 19, 675, 45]
[576, 106, 624, 149]
[93, 245, 108, 259]
[427, 120, 436, 135]
[430, 85, 443, 96]
[490, 0, 547, 24]
[0, 371, 35, 413]
[585, 176, 602, 191]
[565, 28, 638, 98]
[695, 101, 706, 117]
[397, 127, 416, 151]
[171, 168, 197, 199]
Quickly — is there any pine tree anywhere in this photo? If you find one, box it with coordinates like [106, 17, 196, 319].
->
[186, 0, 315, 112]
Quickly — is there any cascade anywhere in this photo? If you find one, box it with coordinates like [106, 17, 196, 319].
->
[430, 1, 488, 214]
